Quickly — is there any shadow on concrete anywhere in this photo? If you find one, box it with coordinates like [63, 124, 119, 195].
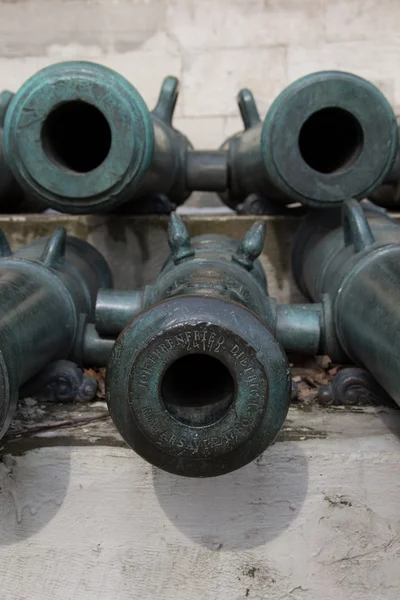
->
[0, 434, 71, 546]
[152, 441, 309, 551]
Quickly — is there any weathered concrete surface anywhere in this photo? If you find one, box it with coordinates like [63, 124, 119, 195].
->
[1, 404, 400, 600]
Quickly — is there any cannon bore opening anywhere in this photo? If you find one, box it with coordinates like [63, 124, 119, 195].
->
[298, 107, 363, 174]
[42, 101, 112, 173]
[161, 354, 235, 427]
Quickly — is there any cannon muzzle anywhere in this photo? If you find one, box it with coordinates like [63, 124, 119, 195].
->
[106, 216, 291, 477]
[3, 63, 191, 213]
[220, 72, 398, 210]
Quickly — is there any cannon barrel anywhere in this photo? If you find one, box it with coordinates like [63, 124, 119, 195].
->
[292, 199, 400, 405]
[368, 117, 400, 210]
[2, 62, 191, 213]
[0, 91, 25, 212]
[105, 215, 291, 477]
[220, 72, 398, 210]
[0, 227, 112, 438]
[0, 130, 23, 211]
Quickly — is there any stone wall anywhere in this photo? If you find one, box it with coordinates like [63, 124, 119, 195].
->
[1, 0, 399, 151]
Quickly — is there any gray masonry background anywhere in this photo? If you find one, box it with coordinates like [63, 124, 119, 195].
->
[1, 0, 398, 148]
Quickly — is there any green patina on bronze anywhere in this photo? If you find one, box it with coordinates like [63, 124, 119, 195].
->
[368, 116, 400, 210]
[292, 199, 400, 405]
[106, 215, 291, 478]
[220, 71, 398, 210]
[2, 63, 191, 213]
[0, 91, 13, 127]
[0, 129, 24, 212]
[0, 227, 111, 440]
[1, 66, 399, 214]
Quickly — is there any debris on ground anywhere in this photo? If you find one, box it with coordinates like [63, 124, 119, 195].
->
[84, 368, 106, 399]
[289, 355, 342, 406]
